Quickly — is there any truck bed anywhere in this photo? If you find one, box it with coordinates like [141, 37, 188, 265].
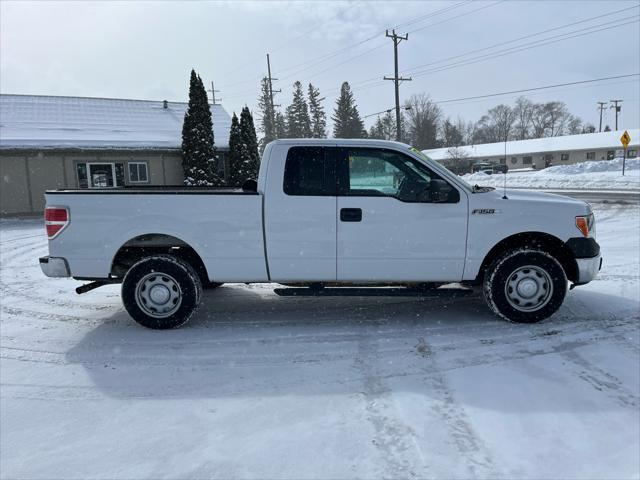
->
[45, 188, 268, 282]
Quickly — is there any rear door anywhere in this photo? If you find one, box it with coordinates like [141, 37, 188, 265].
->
[263, 146, 337, 282]
[336, 147, 468, 282]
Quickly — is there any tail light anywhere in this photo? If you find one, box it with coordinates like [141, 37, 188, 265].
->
[45, 207, 69, 239]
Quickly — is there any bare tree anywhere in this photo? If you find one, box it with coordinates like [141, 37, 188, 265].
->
[475, 104, 516, 143]
[566, 116, 583, 135]
[403, 93, 442, 150]
[530, 103, 550, 138]
[513, 96, 534, 140]
[544, 101, 572, 136]
[441, 117, 464, 147]
[441, 146, 472, 175]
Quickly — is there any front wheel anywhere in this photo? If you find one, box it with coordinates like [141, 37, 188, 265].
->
[483, 249, 567, 323]
[122, 255, 202, 329]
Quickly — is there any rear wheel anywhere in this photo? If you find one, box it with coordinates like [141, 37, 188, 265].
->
[483, 248, 567, 323]
[122, 255, 202, 329]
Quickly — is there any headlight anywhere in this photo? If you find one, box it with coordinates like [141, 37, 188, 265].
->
[575, 213, 594, 237]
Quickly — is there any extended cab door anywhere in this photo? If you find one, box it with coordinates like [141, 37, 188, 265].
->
[263, 145, 337, 282]
[335, 147, 468, 282]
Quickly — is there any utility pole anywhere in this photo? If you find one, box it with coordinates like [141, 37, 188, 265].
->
[208, 82, 222, 105]
[597, 101, 607, 132]
[266, 54, 281, 130]
[609, 99, 622, 130]
[383, 30, 411, 142]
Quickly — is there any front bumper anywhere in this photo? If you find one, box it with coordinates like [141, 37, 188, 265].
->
[575, 254, 602, 284]
[565, 237, 602, 285]
[39, 256, 70, 278]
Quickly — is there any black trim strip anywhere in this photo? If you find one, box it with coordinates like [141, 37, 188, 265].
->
[47, 188, 259, 195]
[566, 237, 600, 258]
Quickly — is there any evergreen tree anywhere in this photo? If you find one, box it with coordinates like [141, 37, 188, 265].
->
[227, 112, 243, 186]
[238, 106, 260, 182]
[368, 111, 396, 140]
[275, 111, 287, 139]
[308, 83, 327, 138]
[181, 69, 222, 186]
[332, 82, 366, 138]
[285, 81, 312, 138]
[257, 77, 276, 152]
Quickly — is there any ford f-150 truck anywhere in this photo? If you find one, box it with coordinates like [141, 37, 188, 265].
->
[40, 139, 601, 329]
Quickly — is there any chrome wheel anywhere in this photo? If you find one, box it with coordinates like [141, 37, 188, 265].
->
[504, 265, 553, 312]
[135, 272, 182, 318]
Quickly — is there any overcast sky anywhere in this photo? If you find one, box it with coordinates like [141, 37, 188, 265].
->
[2, 0, 639, 135]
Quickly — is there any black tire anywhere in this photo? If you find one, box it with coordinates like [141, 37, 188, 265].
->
[122, 255, 202, 329]
[204, 282, 224, 289]
[483, 248, 567, 323]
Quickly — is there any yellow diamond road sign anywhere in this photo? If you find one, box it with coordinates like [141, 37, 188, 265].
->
[620, 130, 631, 149]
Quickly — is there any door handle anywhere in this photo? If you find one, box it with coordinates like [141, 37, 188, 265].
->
[340, 208, 362, 222]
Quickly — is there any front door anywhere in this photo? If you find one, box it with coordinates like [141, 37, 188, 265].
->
[336, 147, 468, 282]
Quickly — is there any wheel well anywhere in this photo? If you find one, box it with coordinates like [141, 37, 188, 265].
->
[111, 234, 209, 284]
[475, 232, 578, 284]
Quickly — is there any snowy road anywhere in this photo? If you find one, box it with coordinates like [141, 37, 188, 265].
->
[1, 204, 639, 479]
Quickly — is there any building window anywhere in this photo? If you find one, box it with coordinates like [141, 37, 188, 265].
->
[511, 157, 518, 165]
[607, 150, 615, 160]
[586, 151, 596, 160]
[561, 153, 569, 161]
[628, 149, 637, 158]
[522, 156, 532, 165]
[76, 162, 123, 188]
[128, 162, 149, 183]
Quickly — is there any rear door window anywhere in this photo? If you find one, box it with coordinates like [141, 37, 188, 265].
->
[283, 147, 336, 196]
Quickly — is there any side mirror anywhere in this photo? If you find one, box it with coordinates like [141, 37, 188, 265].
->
[428, 179, 456, 203]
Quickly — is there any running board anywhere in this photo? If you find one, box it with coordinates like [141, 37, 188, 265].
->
[273, 287, 475, 298]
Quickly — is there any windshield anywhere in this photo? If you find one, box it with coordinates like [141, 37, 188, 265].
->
[408, 146, 481, 192]
[407, 145, 495, 193]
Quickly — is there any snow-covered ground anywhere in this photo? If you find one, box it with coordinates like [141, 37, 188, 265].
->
[462, 158, 640, 191]
[1, 204, 639, 479]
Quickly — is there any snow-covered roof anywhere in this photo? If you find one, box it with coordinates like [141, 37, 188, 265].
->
[0, 94, 231, 151]
[423, 129, 640, 161]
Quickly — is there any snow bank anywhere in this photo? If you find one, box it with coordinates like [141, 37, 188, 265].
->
[462, 158, 640, 190]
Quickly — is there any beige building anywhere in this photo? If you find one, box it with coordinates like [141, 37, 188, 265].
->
[424, 129, 639, 171]
[0, 94, 231, 216]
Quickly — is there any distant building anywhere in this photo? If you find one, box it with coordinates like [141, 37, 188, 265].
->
[0, 94, 231, 216]
[424, 129, 639, 172]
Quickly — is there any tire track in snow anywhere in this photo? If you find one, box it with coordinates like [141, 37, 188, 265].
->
[560, 349, 640, 409]
[414, 336, 501, 479]
[353, 325, 427, 478]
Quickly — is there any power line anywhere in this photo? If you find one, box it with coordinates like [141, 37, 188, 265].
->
[403, 5, 639, 75]
[321, 6, 640, 96]
[408, 16, 640, 79]
[363, 74, 640, 117]
[338, 16, 639, 97]
[218, 2, 362, 83]
[275, 1, 469, 78]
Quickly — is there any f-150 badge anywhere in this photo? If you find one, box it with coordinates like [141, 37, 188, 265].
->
[472, 208, 499, 214]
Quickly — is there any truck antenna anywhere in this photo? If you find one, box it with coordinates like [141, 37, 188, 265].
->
[502, 134, 509, 199]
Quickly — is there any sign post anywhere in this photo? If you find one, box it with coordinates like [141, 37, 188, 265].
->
[620, 130, 631, 176]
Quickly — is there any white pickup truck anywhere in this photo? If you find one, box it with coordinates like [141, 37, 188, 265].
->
[40, 139, 601, 329]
